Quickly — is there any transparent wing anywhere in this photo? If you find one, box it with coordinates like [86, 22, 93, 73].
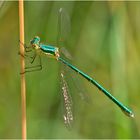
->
[57, 8, 73, 128]
[60, 70, 73, 129]
[57, 8, 71, 46]
[65, 66, 90, 103]
[57, 8, 90, 127]
[57, 8, 72, 59]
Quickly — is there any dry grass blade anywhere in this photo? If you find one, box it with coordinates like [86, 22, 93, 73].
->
[19, 0, 26, 139]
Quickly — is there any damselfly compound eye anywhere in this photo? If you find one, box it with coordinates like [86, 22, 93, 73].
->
[30, 36, 40, 45]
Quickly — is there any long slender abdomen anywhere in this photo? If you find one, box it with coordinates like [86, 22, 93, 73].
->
[58, 56, 134, 118]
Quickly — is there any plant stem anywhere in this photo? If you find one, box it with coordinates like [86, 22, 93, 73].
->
[19, 0, 26, 139]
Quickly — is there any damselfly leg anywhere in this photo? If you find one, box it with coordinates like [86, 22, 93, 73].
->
[19, 41, 42, 74]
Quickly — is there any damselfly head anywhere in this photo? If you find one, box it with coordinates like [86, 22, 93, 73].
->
[30, 36, 40, 46]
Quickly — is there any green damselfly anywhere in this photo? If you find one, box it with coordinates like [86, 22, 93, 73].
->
[29, 35, 134, 117]
[20, 8, 134, 128]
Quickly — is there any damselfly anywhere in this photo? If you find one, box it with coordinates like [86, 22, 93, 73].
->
[20, 8, 134, 128]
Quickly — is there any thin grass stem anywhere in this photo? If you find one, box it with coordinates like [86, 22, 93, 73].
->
[19, 0, 26, 139]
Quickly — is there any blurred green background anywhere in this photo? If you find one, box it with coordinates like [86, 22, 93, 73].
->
[0, 1, 139, 139]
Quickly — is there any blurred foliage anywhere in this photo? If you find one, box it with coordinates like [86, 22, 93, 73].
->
[0, 1, 140, 139]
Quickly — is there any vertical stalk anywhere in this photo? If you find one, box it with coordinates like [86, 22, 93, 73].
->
[19, 0, 26, 139]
